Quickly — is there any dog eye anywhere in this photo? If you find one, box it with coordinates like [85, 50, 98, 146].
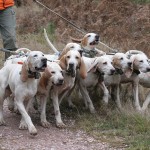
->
[70, 46, 74, 49]
[87, 35, 91, 37]
[103, 62, 107, 65]
[34, 54, 38, 57]
[67, 56, 70, 59]
[51, 71, 55, 74]
[140, 60, 143, 62]
[120, 57, 123, 60]
[76, 56, 79, 59]
[61, 71, 63, 75]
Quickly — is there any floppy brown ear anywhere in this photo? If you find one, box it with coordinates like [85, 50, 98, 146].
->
[79, 58, 87, 79]
[39, 68, 52, 88]
[20, 62, 28, 82]
[70, 36, 82, 43]
[59, 55, 67, 70]
[81, 37, 88, 47]
[112, 58, 120, 69]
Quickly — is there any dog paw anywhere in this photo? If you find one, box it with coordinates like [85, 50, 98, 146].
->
[29, 126, 37, 136]
[41, 121, 51, 128]
[19, 122, 28, 130]
[56, 122, 66, 128]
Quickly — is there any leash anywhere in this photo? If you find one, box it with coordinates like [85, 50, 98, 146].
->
[34, 0, 117, 53]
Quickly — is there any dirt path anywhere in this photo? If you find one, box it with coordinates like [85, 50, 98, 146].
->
[0, 103, 119, 150]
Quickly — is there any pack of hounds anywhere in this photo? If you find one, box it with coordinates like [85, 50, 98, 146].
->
[0, 29, 150, 135]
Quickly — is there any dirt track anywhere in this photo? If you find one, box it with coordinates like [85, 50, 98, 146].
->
[0, 102, 121, 150]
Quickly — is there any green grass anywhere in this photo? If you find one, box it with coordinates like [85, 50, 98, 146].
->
[59, 97, 150, 149]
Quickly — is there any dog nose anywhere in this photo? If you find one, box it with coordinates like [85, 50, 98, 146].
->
[41, 58, 47, 63]
[95, 35, 99, 41]
[146, 68, 150, 72]
[69, 63, 74, 68]
[111, 69, 116, 74]
[58, 79, 64, 85]
[128, 62, 132, 67]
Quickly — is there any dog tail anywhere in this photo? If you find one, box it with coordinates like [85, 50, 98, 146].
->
[70, 36, 82, 43]
[44, 28, 59, 54]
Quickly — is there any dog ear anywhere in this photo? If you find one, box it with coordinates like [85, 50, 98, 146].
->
[44, 66, 52, 77]
[112, 57, 121, 69]
[20, 61, 28, 82]
[79, 58, 87, 79]
[59, 55, 67, 70]
[81, 37, 88, 47]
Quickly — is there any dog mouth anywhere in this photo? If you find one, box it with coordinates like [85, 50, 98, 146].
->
[90, 40, 99, 45]
[114, 68, 124, 75]
[52, 81, 64, 86]
[35, 63, 47, 71]
[66, 69, 76, 77]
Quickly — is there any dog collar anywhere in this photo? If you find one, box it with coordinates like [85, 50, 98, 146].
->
[19, 69, 41, 79]
[133, 69, 140, 75]
[82, 48, 98, 58]
[28, 69, 41, 79]
[114, 68, 124, 75]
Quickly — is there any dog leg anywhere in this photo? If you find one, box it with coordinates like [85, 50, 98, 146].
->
[39, 95, 51, 128]
[51, 90, 66, 128]
[132, 80, 141, 111]
[79, 83, 96, 113]
[0, 98, 5, 125]
[0, 89, 6, 125]
[116, 84, 122, 109]
[141, 91, 150, 111]
[7, 95, 15, 112]
[15, 98, 37, 135]
[98, 81, 109, 104]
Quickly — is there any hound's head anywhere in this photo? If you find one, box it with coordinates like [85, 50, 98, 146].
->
[131, 54, 150, 73]
[45, 62, 64, 86]
[113, 53, 132, 77]
[26, 51, 47, 72]
[59, 50, 87, 79]
[88, 55, 115, 75]
[59, 43, 83, 60]
[71, 33, 100, 50]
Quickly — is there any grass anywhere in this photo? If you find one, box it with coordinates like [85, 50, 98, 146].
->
[58, 92, 150, 149]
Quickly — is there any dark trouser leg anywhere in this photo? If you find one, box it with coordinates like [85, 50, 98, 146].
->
[0, 7, 18, 60]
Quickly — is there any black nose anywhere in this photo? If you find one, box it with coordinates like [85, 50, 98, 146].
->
[147, 68, 150, 72]
[41, 58, 47, 63]
[58, 79, 64, 85]
[128, 62, 132, 67]
[69, 63, 74, 68]
[111, 69, 116, 74]
[95, 35, 99, 41]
